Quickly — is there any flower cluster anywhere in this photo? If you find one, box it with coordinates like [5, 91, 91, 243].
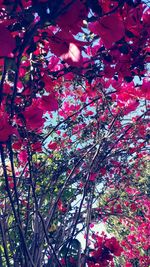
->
[87, 234, 123, 267]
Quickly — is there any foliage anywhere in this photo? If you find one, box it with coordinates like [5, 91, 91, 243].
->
[0, 0, 149, 266]
[99, 161, 150, 267]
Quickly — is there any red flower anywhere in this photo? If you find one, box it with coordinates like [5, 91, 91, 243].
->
[91, 246, 103, 260]
[0, 24, 16, 57]
[0, 112, 17, 142]
[48, 142, 57, 150]
[100, 168, 106, 175]
[89, 173, 97, 181]
[39, 94, 58, 112]
[49, 31, 86, 66]
[125, 262, 133, 267]
[130, 203, 137, 212]
[56, 0, 87, 33]
[89, 13, 125, 49]
[124, 5, 143, 37]
[12, 140, 22, 150]
[57, 200, 67, 213]
[23, 102, 45, 130]
[31, 141, 42, 152]
[105, 237, 123, 256]
[61, 43, 82, 66]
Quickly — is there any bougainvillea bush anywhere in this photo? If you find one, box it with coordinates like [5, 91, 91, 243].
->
[0, 0, 149, 266]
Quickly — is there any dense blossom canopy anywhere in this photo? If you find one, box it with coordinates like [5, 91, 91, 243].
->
[0, 0, 149, 266]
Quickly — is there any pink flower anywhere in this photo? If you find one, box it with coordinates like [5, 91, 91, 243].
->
[18, 150, 28, 164]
